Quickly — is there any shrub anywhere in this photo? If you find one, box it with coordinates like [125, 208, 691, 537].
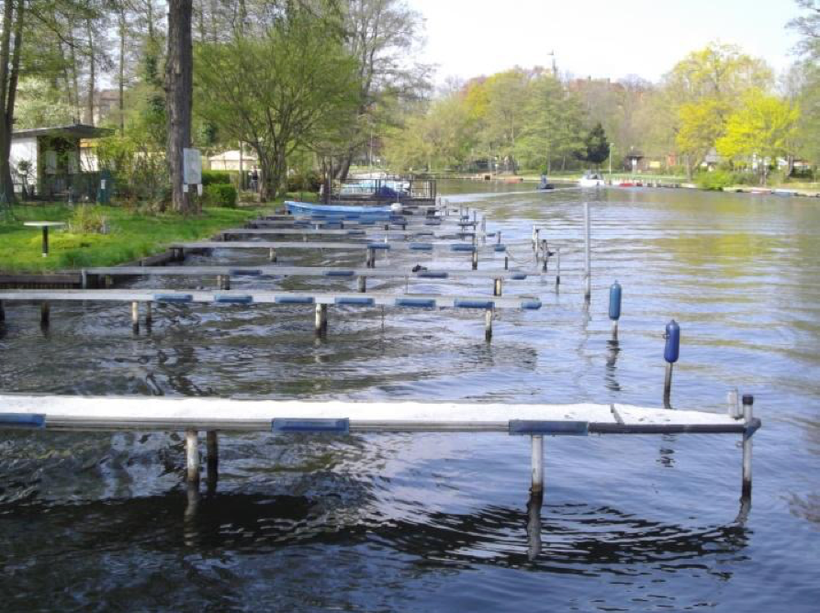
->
[204, 183, 237, 208]
[287, 170, 322, 193]
[68, 204, 109, 234]
[696, 170, 737, 191]
[202, 170, 233, 186]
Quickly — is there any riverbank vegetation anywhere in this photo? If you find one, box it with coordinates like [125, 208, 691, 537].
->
[0, 202, 266, 273]
[1, 0, 818, 219]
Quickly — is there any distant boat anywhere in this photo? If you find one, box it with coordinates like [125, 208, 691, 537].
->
[537, 175, 555, 190]
[579, 171, 605, 187]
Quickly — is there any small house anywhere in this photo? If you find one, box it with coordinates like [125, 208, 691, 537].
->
[10, 123, 112, 199]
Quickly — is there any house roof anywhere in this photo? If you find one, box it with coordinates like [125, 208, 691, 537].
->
[12, 124, 113, 140]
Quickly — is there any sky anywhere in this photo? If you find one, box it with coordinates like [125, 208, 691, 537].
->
[407, 0, 803, 84]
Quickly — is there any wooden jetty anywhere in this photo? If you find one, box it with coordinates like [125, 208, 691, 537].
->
[0, 394, 761, 498]
[0, 288, 541, 339]
[219, 228, 476, 240]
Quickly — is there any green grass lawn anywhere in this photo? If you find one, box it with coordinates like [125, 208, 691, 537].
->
[0, 201, 273, 273]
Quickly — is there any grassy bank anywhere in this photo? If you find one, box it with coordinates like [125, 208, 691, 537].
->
[0, 202, 272, 273]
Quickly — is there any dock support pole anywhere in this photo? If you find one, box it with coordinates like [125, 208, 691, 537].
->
[556, 248, 561, 287]
[742, 395, 754, 498]
[493, 278, 503, 297]
[497, 231, 502, 245]
[485, 309, 493, 342]
[366, 248, 375, 269]
[40, 302, 50, 327]
[541, 240, 549, 272]
[131, 301, 139, 332]
[0, 300, 4, 323]
[504, 256, 509, 270]
[527, 489, 543, 561]
[663, 363, 674, 406]
[531, 435, 544, 494]
[358, 276, 367, 293]
[472, 250, 478, 270]
[315, 303, 328, 335]
[206, 430, 219, 488]
[217, 275, 231, 290]
[269, 248, 277, 263]
[584, 201, 591, 302]
[185, 429, 200, 485]
[145, 302, 153, 326]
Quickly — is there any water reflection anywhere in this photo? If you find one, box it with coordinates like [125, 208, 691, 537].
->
[605, 339, 622, 392]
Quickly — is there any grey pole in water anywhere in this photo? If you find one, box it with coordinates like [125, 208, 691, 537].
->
[206, 431, 218, 491]
[472, 250, 478, 270]
[484, 309, 493, 342]
[131, 301, 139, 333]
[742, 395, 754, 498]
[527, 490, 543, 561]
[185, 429, 200, 484]
[556, 248, 561, 288]
[357, 276, 367, 292]
[0, 300, 5, 322]
[584, 202, 591, 301]
[531, 435, 544, 493]
[40, 302, 50, 327]
[494, 278, 503, 297]
[315, 303, 328, 335]
[145, 301, 153, 326]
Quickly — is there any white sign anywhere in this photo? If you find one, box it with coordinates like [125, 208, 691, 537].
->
[183, 148, 202, 185]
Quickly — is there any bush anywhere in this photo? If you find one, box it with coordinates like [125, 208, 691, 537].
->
[287, 170, 322, 193]
[696, 170, 737, 191]
[202, 170, 233, 186]
[204, 183, 237, 208]
[68, 204, 109, 234]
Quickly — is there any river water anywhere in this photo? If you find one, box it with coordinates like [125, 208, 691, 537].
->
[1, 182, 818, 612]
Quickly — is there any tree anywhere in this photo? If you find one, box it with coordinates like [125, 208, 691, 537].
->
[663, 43, 772, 178]
[165, 0, 194, 213]
[716, 90, 800, 185]
[576, 122, 610, 168]
[195, 9, 360, 200]
[0, 0, 25, 204]
[788, 0, 820, 60]
[335, 0, 429, 180]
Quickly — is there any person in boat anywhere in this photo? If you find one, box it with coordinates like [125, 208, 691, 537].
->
[538, 174, 554, 190]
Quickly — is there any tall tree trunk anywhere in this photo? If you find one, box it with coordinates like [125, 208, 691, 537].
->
[86, 19, 96, 125]
[118, 8, 126, 134]
[165, 0, 194, 213]
[0, 0, 25, 204]
[68, 18, 81, 122]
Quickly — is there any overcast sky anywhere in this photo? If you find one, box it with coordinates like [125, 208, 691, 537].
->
[407, 0, 802, 84]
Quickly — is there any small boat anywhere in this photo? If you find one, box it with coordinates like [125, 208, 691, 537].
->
[285, 200, 402, 218]
[537, 175, 555, 190]
[579, 171, 605, 187]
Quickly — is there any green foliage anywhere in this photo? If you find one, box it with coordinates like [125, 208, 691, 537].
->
[695, 170, 737, 190]
[716, 90, 800, 184]
[0, 203, 265, 273]
[203, 184, 237, 208]
[195, 9, 361, 200]
[576, 123, 610, 166]
[201, 170, 233, 186]
[287, 171, 322, 193]
[68, 205, 109, 234]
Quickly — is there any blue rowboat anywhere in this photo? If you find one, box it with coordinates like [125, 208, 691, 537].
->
[286, 201, 396, 218]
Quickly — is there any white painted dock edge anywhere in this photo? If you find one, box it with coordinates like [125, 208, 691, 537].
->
[0, 395, 751, 434]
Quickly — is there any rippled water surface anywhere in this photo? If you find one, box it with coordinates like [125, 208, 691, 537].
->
[1, 183, 819, 611]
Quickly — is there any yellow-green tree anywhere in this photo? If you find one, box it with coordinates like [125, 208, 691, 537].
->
[664, 43, 772, 178]
[716, 90, 800, 185]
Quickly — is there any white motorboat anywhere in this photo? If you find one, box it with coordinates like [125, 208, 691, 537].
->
[579, 171, 606, 187]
